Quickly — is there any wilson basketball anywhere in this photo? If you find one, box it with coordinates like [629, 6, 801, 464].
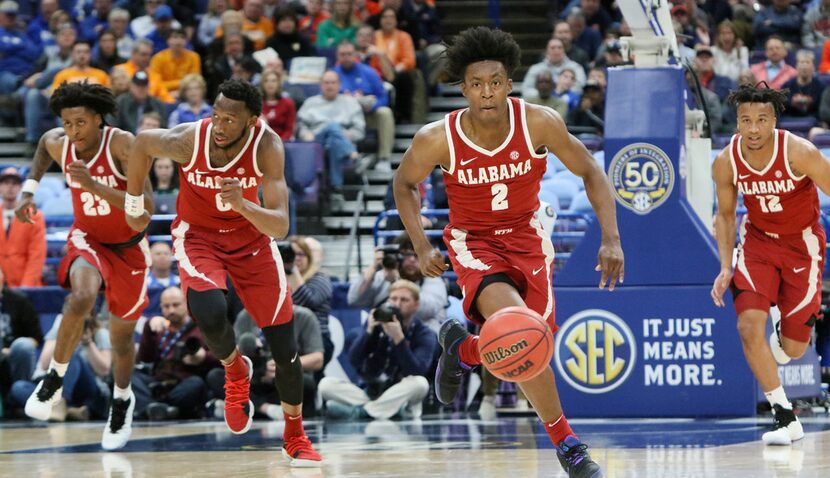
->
[479, 306, 553, 382]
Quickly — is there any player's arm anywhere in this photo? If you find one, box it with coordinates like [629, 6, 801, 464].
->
[392, 122, 449, 278]
[711, 148, 738, 307]
[15, 128, 63, 224]
[787, 135, 830, 196]
[226, 129, 290, 238]
[529, 104, 624, 289]
[125, 123, 196, 231]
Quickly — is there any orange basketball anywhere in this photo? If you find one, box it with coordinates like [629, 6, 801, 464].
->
[479, 306, 553, 383]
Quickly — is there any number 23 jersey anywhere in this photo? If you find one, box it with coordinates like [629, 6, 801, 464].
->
[442, 97, 547, 231]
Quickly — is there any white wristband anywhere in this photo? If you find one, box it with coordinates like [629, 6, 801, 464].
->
[21, 179, 39, 195]
[124, 193, 145, 218]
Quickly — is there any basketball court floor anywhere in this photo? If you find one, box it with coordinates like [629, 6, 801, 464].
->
[1, 413, 829, 477]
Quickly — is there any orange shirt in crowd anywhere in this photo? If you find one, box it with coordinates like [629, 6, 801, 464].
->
[374, 29, 416, 71]
[51, 67, 111, 91]
[113, 60, 176, 103]
[150, 48, 202, 92]
[216, 16, 274, 51]
[0, 210, 46, 287]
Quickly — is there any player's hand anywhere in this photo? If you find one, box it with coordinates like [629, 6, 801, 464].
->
[711, 268, 732, 307]
[15, 194, 38, 224]
[416, 245, 448, 278]
[67, 160, 97, 193]
[596, 241, 624, 291]
[220, 178, 244, 212]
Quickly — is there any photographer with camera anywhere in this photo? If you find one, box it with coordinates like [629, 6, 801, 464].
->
[348, 234, 447, 333]
[319, 280, 437, 420]
[132, 286, 220, 420]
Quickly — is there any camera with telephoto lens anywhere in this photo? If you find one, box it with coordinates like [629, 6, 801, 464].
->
[174, 336, 203, 362]
[378, 244, 402, 270]
[276, 241, 295, 273]
[374, 303, 402, 323]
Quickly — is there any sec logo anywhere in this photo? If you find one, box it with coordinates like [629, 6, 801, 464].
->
[554, 309, 636, 394]
[608, 143, 674, 215]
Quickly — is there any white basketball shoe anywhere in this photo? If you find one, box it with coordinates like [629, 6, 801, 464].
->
[24, 369, 64, 421]
[762, 405, 804, 446]
[102, 391, 135, 451]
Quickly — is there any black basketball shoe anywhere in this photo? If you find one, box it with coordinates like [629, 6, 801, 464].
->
[435, 319, 472, 405]
[556, 436, 603, 478]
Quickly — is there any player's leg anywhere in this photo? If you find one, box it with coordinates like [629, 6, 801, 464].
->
[101, 316, 139, 451]
[25, 258, 101, 420]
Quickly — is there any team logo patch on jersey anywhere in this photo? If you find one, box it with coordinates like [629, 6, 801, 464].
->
[775, 170, 782, 179]
[237, 167, 246, 175]
[97, 166, 105, 174]
[509, 150, 520, 160]
[608, 142, 674, 215]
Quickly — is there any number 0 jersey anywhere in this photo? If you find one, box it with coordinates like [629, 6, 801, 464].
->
[61, 126, 137, 244]
[441, 97, 548, 232]
[177, 118, 267, 231]
[729, 129, 819, 235]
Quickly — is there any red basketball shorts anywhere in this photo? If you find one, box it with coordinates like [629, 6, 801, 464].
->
[443, 217, 558, 333]
[171, 219, 293, 328]
[58, 228, 151, 321]
[732, 221, 825, 342]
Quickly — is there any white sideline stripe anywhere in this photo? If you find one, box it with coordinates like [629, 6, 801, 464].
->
[172, 221, 219, 288]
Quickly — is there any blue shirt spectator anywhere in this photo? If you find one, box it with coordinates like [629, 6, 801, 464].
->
[0, 2, 42, 93]
[168, 101, 212, 127]
[78, 0, 113, 42]
[752, 1, 803, 47]
[26, 0, 59, 48]
[334, 42, 389, 112]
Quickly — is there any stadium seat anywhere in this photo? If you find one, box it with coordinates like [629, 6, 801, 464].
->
[553, 169, 584, 190]
[544, 153, 566, 179]
[812, 133, 830, 148]
[568, 190, 593, 214]
[42, 189, 74, 216]
[777, 116, 816, 135]
[538, 186, 561, 211]
[541, 177, 580, 209]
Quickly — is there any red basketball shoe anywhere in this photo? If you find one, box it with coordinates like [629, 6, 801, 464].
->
[282, 435, 323, 467]
[224, 355, 254, 434]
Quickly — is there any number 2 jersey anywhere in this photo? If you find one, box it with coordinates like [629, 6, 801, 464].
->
[177, 118, 267, 231]
[61, 126, 137, 244]
[729, 129, 819, 235]
[441, 97, 547, 232]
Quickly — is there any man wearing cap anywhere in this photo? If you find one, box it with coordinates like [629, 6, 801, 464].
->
[694, 45, 735, 102]
[113, 71, 168, 133]
[113, 39, 175, 103]
[150, 28, 201, 94]
[0, 0, 42, 95]
[78, 0, 113, 43]
[0, 167, 46, 288]
[145, 4, 178, 54]
[131, 0, 181, 40]
[522, 38, 586, 99]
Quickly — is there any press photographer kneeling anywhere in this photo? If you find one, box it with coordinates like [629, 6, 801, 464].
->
[319, 280, 437, 420]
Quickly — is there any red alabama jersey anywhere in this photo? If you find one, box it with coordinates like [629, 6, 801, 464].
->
[729, 129, 820, 235]
[61, 126, 136, 244]
[441, 97, 547, 231]
[177, 118, 267, 231]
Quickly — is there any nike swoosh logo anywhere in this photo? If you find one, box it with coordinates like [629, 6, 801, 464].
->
[252, 248, 261, 256]
[459, 157, 478, 166]
[131, 270, 144, 275]
[738, 174, 752, 179]
[290, 352, 298, 363]
[532, 266, 545, 276]
[793, 267, 806, 273]
[194, 169, 211, 175]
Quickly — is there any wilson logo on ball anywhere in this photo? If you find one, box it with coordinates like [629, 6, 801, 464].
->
[482, 339, 530, 365]
[479, 306, 554, 383]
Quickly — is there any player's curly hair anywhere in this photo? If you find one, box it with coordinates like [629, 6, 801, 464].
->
[218, 79, 263, 117]
[48, 80, 116, 122]
[444, 26, 521, 83]
[726, 82, 789, 118]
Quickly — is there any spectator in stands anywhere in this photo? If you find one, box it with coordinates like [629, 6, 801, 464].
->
[133, 286, 219, 419]
[524, 70, 568, 117]
[819, 83, 830, 127]
[554, 67, 581, 113]
[587, 66, 606, 88]
[334, 40, 394, 172]
[553, 20, 590, 70]
[266, 8, 315, 68]
[523, 38, 586, 98]
[50, 41, 111, 91]
[567, 81, 605, 135]
[752, 0, 802, 48]
[110, 67, 131, 96]
[410, 0, 440, 50]
[802, 0, 830, 49]
[9, 310, 110, 421]
[299, 0, 328, 44]
[684, 68, 725, 134]
[782, 50, 824, 118]
[260, 69, 295, 141]
[316, 0, 358, 48]
[374, 7, 417, 123]
[694, 45, 735, 102]
[78, 0, 112, 42]
[231, 55, 262, 84]
[287, 236, 334, 366]
[93, 30, 127, 72]
[348, 233, 447, 332]
[113, 71, 168, 133]
[216, 0, 273, 51]
[712, 20, 749, 83]
[579, 0, 614, 35]
[113, 39, 175, 103]
[819, 37, 830, 74]
[108, 8, 136, 60]
[0, 1, 42, 96]
[150, 28, 201, 95]
[145, 5, 177, 54]
[207, 304, 324, 420]
[296, 70, 364, 200]
[197, 0, 228, 48]
[146, 241, 180, 291]
[132, 0, 180, 40]
[567, 8, 601, 59]
[0, 167, 46, 288]
[205, 32, 247, 97]
[321, 279, 436, 420]
[0, 267, 43, 400]
[750, 36, 798, 90]
[149, 156, 179, 214]
[138, 110, 163, 131]
[26, 0, 57, 47]
[670, 3, 700, 48]
[167, 74, 211, 127]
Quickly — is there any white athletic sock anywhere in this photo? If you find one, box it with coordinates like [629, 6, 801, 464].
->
[50, 360, 68, 377]
[113, 385, 132, 400]
[764, 386, 792, 410]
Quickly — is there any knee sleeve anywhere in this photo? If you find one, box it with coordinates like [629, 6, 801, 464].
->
[262, 321, 303, 406]
[187, 289, 235, 359]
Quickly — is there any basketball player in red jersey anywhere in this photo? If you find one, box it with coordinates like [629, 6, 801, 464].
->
[124, 80, 321, 467]
[711, 84, 830, 445]
[393, 28, 623, 478]
[16, 82, 155, 450]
